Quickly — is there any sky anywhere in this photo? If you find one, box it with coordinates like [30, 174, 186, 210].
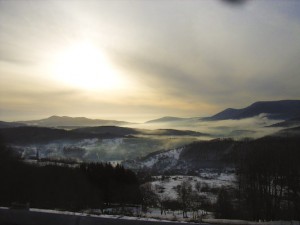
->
[1, 0, 300, 122]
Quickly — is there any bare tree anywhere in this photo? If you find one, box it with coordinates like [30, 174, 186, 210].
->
[140, 182, 159, 213]
[176, 180, 192, 218]
[195, 181, 202, 193]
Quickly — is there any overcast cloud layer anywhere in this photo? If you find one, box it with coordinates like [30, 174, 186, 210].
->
[0, 0, 300, 122]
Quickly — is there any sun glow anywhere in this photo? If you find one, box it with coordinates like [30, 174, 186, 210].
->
[51, 41, 123, 91]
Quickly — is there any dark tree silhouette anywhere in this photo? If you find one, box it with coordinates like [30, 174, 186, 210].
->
[0, 138, 141, 211]
[235, 137, 300, 221]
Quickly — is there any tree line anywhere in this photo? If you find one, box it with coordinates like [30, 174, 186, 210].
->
[0, 138, 141, 211]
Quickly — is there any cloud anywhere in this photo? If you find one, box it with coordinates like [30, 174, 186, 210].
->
[107, 0, 300, 110]
[0, 1, 300, 121]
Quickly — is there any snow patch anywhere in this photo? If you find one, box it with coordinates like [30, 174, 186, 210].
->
[143, 147, 184, 168]
[150, 173, 236, 202]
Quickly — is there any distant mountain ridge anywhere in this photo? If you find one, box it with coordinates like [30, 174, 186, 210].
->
[0, 121, 26, 128]
[144, 100, 300, 124]
[6, 100, 300, 127]
[207, 100, 300, 121]
[17, 115, 132, 127]
[70, 126, 209, 137]
[145, 116, 203, 124]
[145, 116, 188, 124]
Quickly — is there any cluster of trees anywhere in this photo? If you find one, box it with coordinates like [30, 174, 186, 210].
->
[175, 180, 213, 219]
[140, 179, 212, 220]
[234, 136, 300, 221]
[0, 138, 141, 211]
[80, 163, 141, 205]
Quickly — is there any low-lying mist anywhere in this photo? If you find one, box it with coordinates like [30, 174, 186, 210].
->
[12, 136, 199, 163]
[126, 115, 282, 139]
[9, 115, 285, 164]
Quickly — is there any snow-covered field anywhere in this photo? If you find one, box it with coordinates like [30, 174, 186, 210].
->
[0, 207, 185, 224]
[150, 172, 236, 203]
[1, 207, 298, 225]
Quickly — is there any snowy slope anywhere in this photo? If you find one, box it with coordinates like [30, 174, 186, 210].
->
[123, 147, 185, 172]
[143, 148, 184, 168]
[123, 139, 236, 174]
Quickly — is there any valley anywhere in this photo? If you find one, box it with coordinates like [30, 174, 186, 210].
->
[0, 100, 299, 223]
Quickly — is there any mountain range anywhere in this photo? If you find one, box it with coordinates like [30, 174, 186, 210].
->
[1, 100, 299, 129]
[144, 100, 300, 124]
[16, 115, 132, 128]
[207, 100, 300, 121]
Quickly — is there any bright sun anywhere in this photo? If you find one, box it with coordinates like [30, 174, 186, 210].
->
[51, 41, 123, 91]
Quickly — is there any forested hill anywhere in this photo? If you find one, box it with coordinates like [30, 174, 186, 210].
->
[0, 126, 122, 144]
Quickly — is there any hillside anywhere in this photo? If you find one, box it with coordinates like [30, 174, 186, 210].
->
[73, 126, 139, 136]
[207, 100, 300, 120]
[270, 125, 300, 137]
[139, 128, 209, 137]
[268, 116, 300, 128]
[0, 126, 123, 144]
[0, 125, 209, 145]
[123, 139, 235, 174]
[123, 134, 300, 175]
[0, 121, 26, 128]
[64, 126, 209, 137]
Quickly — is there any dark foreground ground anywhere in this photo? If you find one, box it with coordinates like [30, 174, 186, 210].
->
[0, 208, 207, 225]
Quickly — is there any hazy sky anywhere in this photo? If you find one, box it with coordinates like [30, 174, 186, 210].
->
[1, 0, 300, 122]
